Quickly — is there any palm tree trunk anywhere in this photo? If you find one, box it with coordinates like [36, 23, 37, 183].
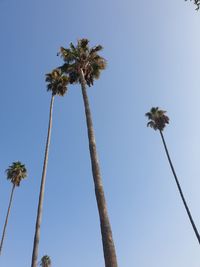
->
[0, 184, 15, 255]
[31, 95, 55, 267]
[159, 130, 200, 244]
[80, 69, 118, 267]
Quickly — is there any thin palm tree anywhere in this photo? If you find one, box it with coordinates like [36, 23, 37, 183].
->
[185, 0, 200, 9]
[58, 39, 118, 267]
[0, 161, 27, 255]
[39, 255, 51, 267]
[31, 69, 68, 267]
[146, 107, 200, 244]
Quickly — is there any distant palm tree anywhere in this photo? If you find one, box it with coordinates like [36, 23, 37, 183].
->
[146, 107, 200, 244]
[39, 255, 51, 267]
[58, 39, 118, 267]
[185, 0, 200, 10]
[0, 161, 27, 255]
[31, 69, 68, 267]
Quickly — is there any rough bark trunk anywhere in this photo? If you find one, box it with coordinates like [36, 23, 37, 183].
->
[31, 95, 54, 267]
[80, 69, 118, 267]
[0, 184, 15, 255]
[159, 130, 200, 244]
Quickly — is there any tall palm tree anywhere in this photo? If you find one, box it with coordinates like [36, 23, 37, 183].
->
[185, 0, 200, 10]
[0, 161, 27, 255]
[39, 255, 51, 267]
[58, 39, 118, 267]
[31, 69, 68, 267]
[146, 107, 200, 244]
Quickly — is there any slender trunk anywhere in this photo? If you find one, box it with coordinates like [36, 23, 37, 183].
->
[159, 130, 200, 244]
[31, 95, 55, 267]
[0, 184, 15, 255]
[80, 69, 118, 267]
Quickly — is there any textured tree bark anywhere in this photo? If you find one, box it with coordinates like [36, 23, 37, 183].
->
[31, 95, 54, 267]
[80, 69, 118, 267]
[160, 130, 200, 244]
[0, 184, 15, 255]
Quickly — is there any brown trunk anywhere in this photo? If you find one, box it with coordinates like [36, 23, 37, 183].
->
[0, 184, 15, 255]
[31, 95, 55, 267]
[159, 130, 200, 244]
[80, 69, 118, 267]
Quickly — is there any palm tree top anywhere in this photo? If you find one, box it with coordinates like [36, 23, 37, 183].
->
[145, 107, 169, 131]
[186, 0, 200, 10]
[46, 68, 68, 96]
[6, 161, 27, 186]
[58, 38, 107, 86]
[40, 255, 51, 267]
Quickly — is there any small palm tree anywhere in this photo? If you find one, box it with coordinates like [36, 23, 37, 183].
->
[58, 39, 118, 267]
[185, 0, 200, 10]
[0, 161, 27, 255]
[146, 107, 200, 244]
[31, 69, 68, 267]
[39, 255, 51, 267]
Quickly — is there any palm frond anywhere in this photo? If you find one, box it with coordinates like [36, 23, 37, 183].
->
[78, 38, 90, 50]
[90, 45, 103, 54]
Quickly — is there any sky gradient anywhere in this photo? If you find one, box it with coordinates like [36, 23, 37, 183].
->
[0, 0, 200, 266]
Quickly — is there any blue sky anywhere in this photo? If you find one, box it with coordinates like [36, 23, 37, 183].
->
[0, 0, 200, 266]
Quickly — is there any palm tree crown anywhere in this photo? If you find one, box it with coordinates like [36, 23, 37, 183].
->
[186, 0, 200, 10]
[40, 255, 51, 267]
[6, 161, 27, 186]
[46, 69, 68, 96]
[145, 107, 169, 131]
[58, 38, 107, 86]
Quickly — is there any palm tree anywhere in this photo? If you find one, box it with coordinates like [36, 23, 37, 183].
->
[39, 255, 51, 267]
[185, 0, 200, 10]
[58, 39, 118, 267]
[146, 107, 200, 244]
[31, 69, 68, 267]
[0, 161, 27, 255]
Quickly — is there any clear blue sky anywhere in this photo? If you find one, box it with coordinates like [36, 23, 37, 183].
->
[0, 0, 200, 266]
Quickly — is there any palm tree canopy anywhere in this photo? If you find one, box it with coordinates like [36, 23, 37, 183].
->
[46, 68, 68, 96]
[186, 0, 200, 10]
[6, 161, 27, 186]
[58, 38, 107, 86]
[145, 107, 169, 131]
[40, 255, 51, 267]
